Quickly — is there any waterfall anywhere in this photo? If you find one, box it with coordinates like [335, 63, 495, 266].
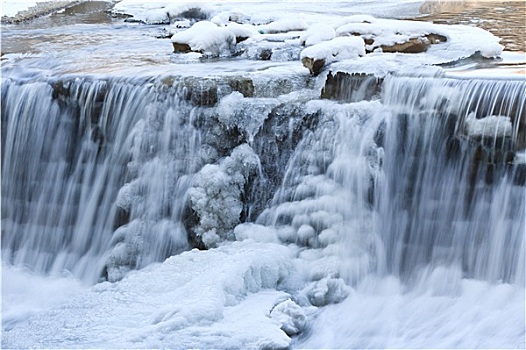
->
[1, 76, 202, 283]
[2, 71, 524, 288]
[379, 75, 525, 285]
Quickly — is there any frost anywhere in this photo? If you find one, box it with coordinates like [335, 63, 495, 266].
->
[189, 144, 259, 248]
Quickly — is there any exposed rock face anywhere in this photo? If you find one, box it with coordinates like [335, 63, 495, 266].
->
[301, 57, 326, 76]
[321, 72, 383, 102]
[380, 37, 431, 53]
[172, 42, 193, 53]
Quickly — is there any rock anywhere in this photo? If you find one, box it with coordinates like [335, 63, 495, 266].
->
[321, 71, 383, 102]
[227, 78, 254, 98]
[260, 49, 273, 60]
[380, 37, 431, 53]
[172, 42, 193, 54]
[426, 33, 448, 44]
[378, 33, 447, 54]
[301, 57, 326, 76]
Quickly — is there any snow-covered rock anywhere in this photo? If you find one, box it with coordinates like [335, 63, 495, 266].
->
[171, 21, 236, 56]
[300, 23, 336, 47]
[301, 36, 365, 75]
[336, 17, 448, 53]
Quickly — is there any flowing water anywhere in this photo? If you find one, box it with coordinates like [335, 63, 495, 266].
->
[1, 1, 525, 348]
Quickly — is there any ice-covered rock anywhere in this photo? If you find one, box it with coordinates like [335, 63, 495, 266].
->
[269, 299, 307, 336]
[303, 277, 352, 307]
[465, 113, 513, 139]
[188, 144, 260, 248]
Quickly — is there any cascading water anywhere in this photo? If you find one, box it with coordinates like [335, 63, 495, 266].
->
[379, 75, 525, 285]
[1, 76, 205, 283]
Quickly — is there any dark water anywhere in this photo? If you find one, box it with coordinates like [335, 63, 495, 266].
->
[419, 1, 526, 52]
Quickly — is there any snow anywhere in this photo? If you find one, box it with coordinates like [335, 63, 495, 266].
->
[300, 23, 336, 46]
[336, 17, 449, 47]
[111, 1, 211, 24]
[258, 18, 308, 34]
[301, 36, 365, 62]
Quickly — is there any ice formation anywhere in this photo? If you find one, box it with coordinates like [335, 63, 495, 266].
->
[189, 144, 260, 248]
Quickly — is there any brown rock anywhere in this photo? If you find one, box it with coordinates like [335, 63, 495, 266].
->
[172, 42, 193, 53]
[380, 37, 430, 53]
[301, 57, 326, 76]
[426, 33, 448, 44]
